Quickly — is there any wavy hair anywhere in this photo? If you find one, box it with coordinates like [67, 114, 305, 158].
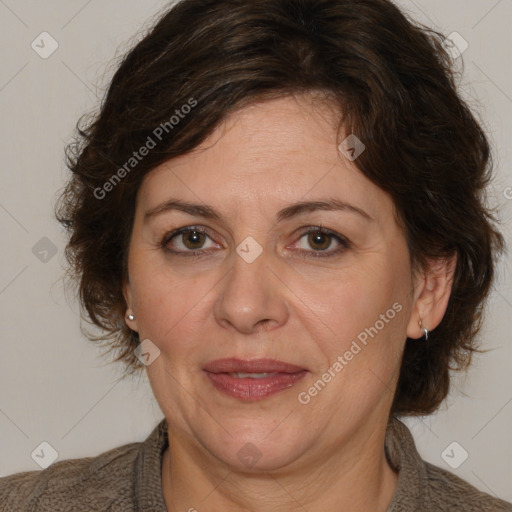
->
[56, 0, 504, 415]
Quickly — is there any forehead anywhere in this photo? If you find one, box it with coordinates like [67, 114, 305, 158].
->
[136, 95, 393, 225]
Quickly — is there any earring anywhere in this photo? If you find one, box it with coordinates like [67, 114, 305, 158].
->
[127, 313, 135, 321]
[418, 319, 429, 341]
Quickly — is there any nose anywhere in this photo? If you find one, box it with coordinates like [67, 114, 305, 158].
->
[213, 243, 289, 335]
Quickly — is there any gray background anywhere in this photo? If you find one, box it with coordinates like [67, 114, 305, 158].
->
[0, 0, 511, 502]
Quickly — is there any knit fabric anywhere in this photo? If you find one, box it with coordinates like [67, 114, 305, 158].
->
[1, 417, 510, 511]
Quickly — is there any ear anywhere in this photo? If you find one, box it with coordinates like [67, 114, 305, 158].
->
[406, 253, 457, 339]
[123, 277, 139, 333]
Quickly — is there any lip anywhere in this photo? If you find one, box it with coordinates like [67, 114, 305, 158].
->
[203, 358, 308, 401]
[203, 358, 306, 374]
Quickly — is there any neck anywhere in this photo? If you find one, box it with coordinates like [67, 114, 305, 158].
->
[161, 417, 398, 512]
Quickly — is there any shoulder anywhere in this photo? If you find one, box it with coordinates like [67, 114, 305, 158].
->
[423, 461, 512, 511]
[0, 439, 141, 512]
[386, 417, 512, 511]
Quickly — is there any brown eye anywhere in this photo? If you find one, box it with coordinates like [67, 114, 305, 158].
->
[161, 226, 220, 255]
[307, 231, 332, 251]
[181, 230, 207, 250]
[293, 227, 350, 258]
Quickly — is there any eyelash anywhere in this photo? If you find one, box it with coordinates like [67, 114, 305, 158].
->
[159, 224, 351, 259]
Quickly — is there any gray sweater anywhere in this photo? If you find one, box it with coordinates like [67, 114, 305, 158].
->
[0, 417, 511, 511]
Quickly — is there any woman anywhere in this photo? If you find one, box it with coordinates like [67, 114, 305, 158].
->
[1, 0, 510, 510]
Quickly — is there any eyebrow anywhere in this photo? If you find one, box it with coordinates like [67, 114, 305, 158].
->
[144, 198, 372, 223]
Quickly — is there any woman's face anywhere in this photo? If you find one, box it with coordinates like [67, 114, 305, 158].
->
[124, 94, 423, 472]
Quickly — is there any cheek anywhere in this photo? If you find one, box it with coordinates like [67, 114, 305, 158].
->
[299, 264, 410, 415]
[128, 250, 216, 344]
[302, 253, 409, 351]
[333, 255, 411, 376]
[131, 266, 204, 360]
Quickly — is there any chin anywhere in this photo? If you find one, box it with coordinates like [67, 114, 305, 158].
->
[204, 426, 310, 473]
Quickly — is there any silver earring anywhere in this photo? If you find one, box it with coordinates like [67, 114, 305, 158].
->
[419, 320, 428, 340]
[127, 313, 135, 321]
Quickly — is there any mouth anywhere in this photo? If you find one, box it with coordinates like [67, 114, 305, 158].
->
[203, 358, 308, 401]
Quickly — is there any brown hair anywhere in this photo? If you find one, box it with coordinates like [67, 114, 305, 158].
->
[56, 0, 504, 415]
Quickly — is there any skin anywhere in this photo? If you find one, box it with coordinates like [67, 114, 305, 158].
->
[123, 94, 455, 512]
